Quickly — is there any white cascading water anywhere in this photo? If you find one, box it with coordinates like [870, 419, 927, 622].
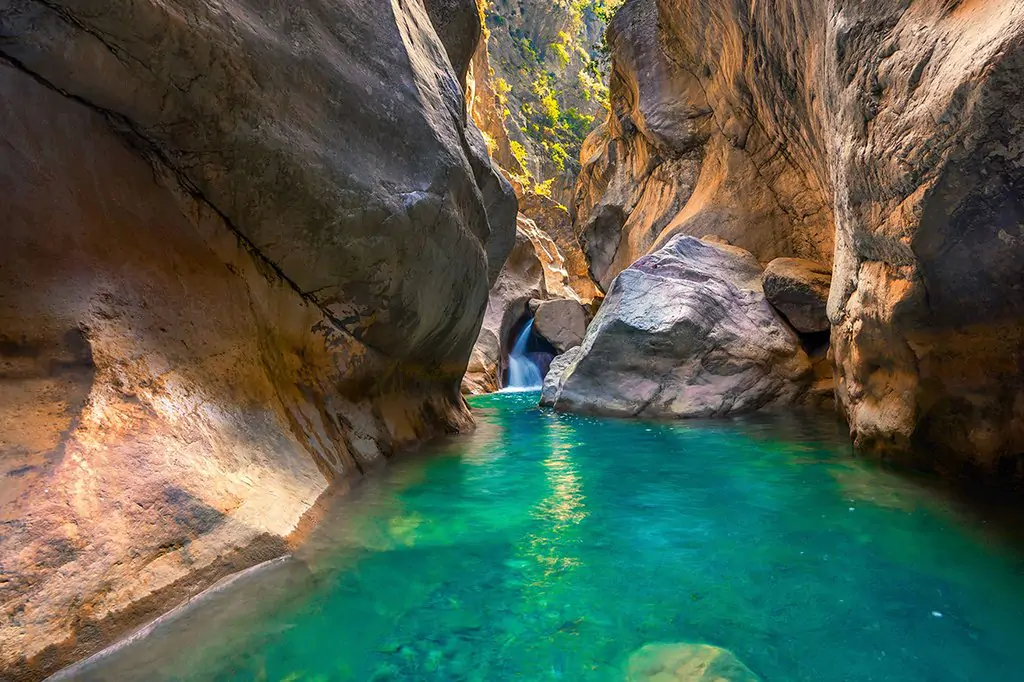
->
[504, 318, 544, 390]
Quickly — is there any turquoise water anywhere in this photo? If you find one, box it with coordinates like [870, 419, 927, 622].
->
[69, 392, 1024, 681]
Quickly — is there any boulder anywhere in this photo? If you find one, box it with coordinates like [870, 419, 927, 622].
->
[532, 299, 588, 353]
[626, 642, 761, 682]
[0, 1, 515, 677]
[549, 236, 812, 418]
[762, 258, 832, 334]
[540, 347, 582, 407]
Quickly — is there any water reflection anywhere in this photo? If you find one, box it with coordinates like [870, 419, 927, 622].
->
[522, 413, 588, 583]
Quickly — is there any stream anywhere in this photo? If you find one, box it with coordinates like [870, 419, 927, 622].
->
[60, 391, 1024, 681]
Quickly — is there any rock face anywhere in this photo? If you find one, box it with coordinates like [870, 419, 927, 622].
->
[572, 0, 833, 290]
[626, 642, 761, 682]
[540, 346, 583, 407]
[576, 0, 1024, 480]
[762, 258, 832, 334]
[546, 236, 812, 417]
[0, 1, 515, 678]
[531, 299, 588, 353]
[519, 190, 605, 302]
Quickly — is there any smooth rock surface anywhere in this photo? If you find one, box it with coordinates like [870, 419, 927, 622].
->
[0, 1, 514, 678]
[762, 258, 832, 334]
[626, 642, 761, 682]
[532, 299, 588, 353]
[540, 347, 583, 407]
[549, 236, 812, 418]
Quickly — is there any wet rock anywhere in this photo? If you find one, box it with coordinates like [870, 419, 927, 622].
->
[549, 236, 812, 418]
[532, 299, 588, 353]
[626, 642, 761, 682]
[762, 258, 831, 334]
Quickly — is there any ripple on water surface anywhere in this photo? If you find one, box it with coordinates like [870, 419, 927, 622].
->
[65, 390, 1024, 681]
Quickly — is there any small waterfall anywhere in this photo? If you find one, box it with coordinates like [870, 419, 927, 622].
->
[504, 318, 544, 390]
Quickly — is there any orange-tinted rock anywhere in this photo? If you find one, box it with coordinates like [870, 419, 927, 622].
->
[0, 1, 514, 677]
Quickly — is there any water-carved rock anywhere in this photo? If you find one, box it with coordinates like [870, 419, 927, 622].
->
[0, 1, 515, 677]
[575, 0, 1024, 479]
[548, 236, 812, 417]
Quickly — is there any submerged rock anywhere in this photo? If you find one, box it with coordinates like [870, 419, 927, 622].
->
[532, 299, 588, 353]
[548, 236, 812, 418]
[626, 642, 761, 682]
[762, 258, 832, 334]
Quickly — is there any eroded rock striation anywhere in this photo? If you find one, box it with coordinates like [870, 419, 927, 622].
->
[545, 236, 812, 417]
[573, 0, 1024, 479]
[0, 0, 515, 677]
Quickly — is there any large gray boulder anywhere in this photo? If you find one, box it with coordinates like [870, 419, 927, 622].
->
[762, 258, 832, 334]
[548, 236, 812, 417]
[531, 299, 588, 353]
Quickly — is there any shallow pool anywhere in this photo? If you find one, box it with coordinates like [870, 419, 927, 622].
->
[65, 391, 1024, 681]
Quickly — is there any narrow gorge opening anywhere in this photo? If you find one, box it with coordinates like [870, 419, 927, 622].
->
[5, 1, 1024, 681]
[502, 313, 557, 390]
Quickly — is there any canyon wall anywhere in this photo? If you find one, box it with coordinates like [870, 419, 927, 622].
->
[0, 1, 515, 678]
[575, 0, 1024, 480]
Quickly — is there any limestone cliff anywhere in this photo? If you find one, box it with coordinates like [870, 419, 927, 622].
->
[0, 0, 515, 678]
[574, 0, 1024, 481]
